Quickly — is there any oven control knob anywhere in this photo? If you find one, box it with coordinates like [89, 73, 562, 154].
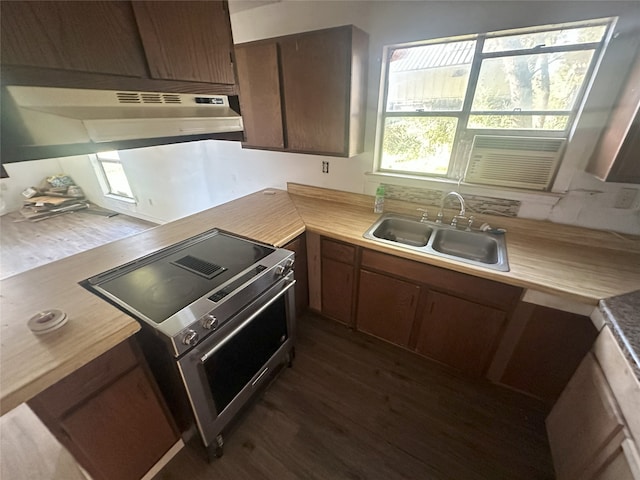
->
[276, 258, 295, 277]
[200, 314, 218, 330]
[182, 329, 199, 346]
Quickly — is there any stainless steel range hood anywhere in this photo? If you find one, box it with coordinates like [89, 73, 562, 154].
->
[5, 86, 243, 146]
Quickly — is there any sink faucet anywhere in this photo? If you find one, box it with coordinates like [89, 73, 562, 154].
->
[437, 191, 466, 226]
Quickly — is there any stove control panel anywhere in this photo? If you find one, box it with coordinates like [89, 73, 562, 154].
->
[208, 265, 267, 303]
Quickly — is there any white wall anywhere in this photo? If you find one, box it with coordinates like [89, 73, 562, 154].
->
[0, 158, 64, 215]
[3, 1, 639, 234]
[58, 143, 227, 224]
[228, 0, 640, 234]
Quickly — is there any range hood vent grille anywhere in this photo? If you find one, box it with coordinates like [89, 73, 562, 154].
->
[6, 86, 243, 147]
[116, 92, 183, 105]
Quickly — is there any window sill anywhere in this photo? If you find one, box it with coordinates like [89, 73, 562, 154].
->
[104, 193, 137, 204]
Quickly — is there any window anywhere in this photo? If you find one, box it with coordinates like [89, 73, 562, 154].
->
[377, 19, 613, 190]
[94, 151, 135, 201]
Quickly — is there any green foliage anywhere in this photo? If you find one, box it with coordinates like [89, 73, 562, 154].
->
[383, 117, 457, 163]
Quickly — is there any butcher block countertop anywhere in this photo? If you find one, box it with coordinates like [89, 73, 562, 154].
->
[287, 183, 640, 305]
[1, 183, 639, 415]
[0, 189, 304, 415]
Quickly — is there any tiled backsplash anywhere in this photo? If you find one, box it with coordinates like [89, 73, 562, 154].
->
[382, 184, 521, 217]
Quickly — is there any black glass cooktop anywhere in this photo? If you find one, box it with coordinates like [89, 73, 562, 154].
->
[92, 231, 274, 324]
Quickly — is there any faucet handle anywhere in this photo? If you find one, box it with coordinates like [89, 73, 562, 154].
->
[451, 215, 466, 227]
[466, 216, 475, 231]
[417, 208, 429, 222]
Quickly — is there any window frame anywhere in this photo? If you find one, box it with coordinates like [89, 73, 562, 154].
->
[92, 151, 136, 203]
[375, 18, 615, 187]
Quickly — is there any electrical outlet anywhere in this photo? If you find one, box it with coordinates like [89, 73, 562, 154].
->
[614, 188, 638, 209]
[322, 161, 329, 174]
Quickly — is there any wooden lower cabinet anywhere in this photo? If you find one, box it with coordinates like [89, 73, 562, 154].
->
[546, 352, 626, 480]
[321, 238, 357, 325]
[546, 327, 640, 480]
[352, 248, 518, 376]
[415, 291, 507, 377]
[28, 338, 178, 480]
[356, 269, 420, 347]
[499, 305, 598, 404]
[317, 239, 605, 409]
[322, 258, 355, 324]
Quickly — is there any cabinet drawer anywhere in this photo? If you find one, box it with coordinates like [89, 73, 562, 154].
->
[30, 340, 139, 419]
[361, 249, 521, 310]
[322, 238, 356, 264]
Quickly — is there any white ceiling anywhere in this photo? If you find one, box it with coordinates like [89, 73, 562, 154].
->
[227, 0, 281, 15]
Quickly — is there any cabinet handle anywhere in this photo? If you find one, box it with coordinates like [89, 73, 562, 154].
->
[251, 367, 269, 387]
[200, 280, 295, 363]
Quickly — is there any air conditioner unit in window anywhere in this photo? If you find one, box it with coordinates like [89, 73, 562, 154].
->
[464, 135, 566, 190]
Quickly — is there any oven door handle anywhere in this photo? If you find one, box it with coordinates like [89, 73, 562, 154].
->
[199, 279, 296, 364]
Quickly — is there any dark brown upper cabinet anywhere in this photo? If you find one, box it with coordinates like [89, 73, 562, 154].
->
[0, 1, 147, 77]
[235, 42, 285, 149]
[131, 1, 235, 85]
[0, 0, 237, 95]
[587, 47, 640, 184]
[235, 25, 369, 157]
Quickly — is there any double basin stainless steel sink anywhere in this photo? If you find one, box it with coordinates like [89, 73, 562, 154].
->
[363, 214, 509, 271]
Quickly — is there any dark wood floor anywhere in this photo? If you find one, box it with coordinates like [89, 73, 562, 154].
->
[154, 312, 555, 480]
[0, 208, 156, 279]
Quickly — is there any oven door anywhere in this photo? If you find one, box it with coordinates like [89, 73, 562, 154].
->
[177, 274, 296, 447]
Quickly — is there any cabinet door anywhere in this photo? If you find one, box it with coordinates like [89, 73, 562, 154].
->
[608, 118, 640, 183]
[500, 306, 598, 404]
[415, 291, 506, 377]
[280, 28, 350, 154]
[546, 352, 626, 480]
[236, 42, 285, 148]
[60, 366, 177, 480]
[0, 1, 147, 76]
[132, 1, 235, 84]
[356, 270, 419, 347]
[587, 45, 640, 184]
[322, 258, 354, 325]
